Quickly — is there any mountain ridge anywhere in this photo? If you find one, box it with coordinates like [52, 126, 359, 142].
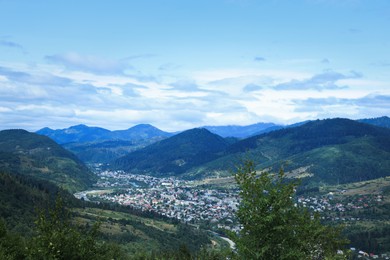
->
[36, 124, 173, 144]
[109, 118, 390, 187]
[112, 128, 230, 176]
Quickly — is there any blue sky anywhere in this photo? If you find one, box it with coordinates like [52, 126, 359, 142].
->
[0, 0, 389, 131]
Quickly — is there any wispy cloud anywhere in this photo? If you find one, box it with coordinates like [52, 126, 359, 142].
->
[170, 80, 201, 92]
[45, 52, 133, 75]
[274, 71, 362, 91]
[371, 61, 390, 67]
[254, 56, 266, 62]
[0, 59, 387, 131]
[0, 66, 72, 86]
[123, 54, 157, 61]
[0, 39, 24, 51]
[159, 63, 181, 71]
[0, 63, 260, 131]
[356, 94, 390, 108]
[243, 83, 262, 92]
[292, 94, 390, 114]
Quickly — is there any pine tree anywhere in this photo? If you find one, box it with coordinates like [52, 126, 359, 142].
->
[231, 160, 349, 259]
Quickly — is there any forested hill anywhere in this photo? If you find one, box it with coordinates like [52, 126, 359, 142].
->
[194, 118, 390, 185]
[108, 118, 390, 186]
[112, 128, 230, 176]
[0, 129, 95, 192]
[227, 118, 390, 154]
[0, 171, 75, 234]
[358, 116, 390, 129]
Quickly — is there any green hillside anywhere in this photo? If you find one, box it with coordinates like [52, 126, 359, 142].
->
[0, 171, 74, 235]
[64, 137, 168, 164]
[0, 129, 95, 192]
[113, 128, 230, 176]
[0, 171, 217, 259]
[358, 116, 390, 129]
[186, 119, 390, 185]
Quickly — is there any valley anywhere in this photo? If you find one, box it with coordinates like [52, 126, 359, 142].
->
[1, 116, 390, 258]
[77, 167, 390, 258]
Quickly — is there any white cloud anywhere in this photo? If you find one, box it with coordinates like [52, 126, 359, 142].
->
[45, 52, 133, 75]
[0, 59, 389, 131]
[274, 71, 362, 91]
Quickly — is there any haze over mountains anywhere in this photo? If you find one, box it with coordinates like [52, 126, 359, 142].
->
[36, 121, 286, 164]
[37, 123, 173, 144]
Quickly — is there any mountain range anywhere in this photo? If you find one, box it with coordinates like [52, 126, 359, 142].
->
[1, 116, 389, 257]
[33, 120, 314, 165]
[113, 128, 230, 176]
[36, 122, 286, 164]
[37, 123, 173, 144]
[111, 117, 390, 188]
[0, 131, 212, 258]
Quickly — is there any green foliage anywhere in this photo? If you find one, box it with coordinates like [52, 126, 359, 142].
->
[27, 197, 125, 260]
[0, 219, 27, 260]
[0, 171, 78, 235]
[344, 223, 390, 254]
[232, 160, 349, 259]
[194, 118, 390, 183]
[0, 129, 96, 192]
[113, 128, 230, 176]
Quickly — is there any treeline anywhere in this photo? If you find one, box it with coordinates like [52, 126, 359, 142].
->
[345, 224, 390, 254]
[0, 171, 75, 235]
[0, 198, 127, 259]
[0, 201, 227, 259]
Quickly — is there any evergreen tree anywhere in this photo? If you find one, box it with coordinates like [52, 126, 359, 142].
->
[27, 197, 125, 260]
[231, 160, 348, 259]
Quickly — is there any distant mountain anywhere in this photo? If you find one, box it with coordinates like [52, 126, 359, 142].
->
[0, 129, 95, 192]
[203, 122, 282, 138]
[358, 116, 390, 129]
[36, 124, 173, 144]
[112, 128, 230, 176]
[111, 124, 173, 140]
[37, 124, 173, 164]
[63, 139, 164, 164]
[37, 124, 112, 144]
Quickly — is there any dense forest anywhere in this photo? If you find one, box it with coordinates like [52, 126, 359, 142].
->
[0, 171, 224, 259]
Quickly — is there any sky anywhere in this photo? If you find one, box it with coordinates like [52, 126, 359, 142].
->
[0, 0, 389, 132]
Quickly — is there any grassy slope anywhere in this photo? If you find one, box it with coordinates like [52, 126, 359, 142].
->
[0, 129, 95, 192]
[72, 207, 215, 256]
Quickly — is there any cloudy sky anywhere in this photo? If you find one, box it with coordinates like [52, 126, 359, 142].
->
[0, 0, 389, 131]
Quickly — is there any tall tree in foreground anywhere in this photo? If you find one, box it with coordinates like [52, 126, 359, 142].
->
[232, 160, 348, 259]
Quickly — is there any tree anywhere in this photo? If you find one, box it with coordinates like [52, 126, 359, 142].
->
[27, 196, 125, 260]
[231, 160, 348, 259]
[0, 219, 27, 260]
